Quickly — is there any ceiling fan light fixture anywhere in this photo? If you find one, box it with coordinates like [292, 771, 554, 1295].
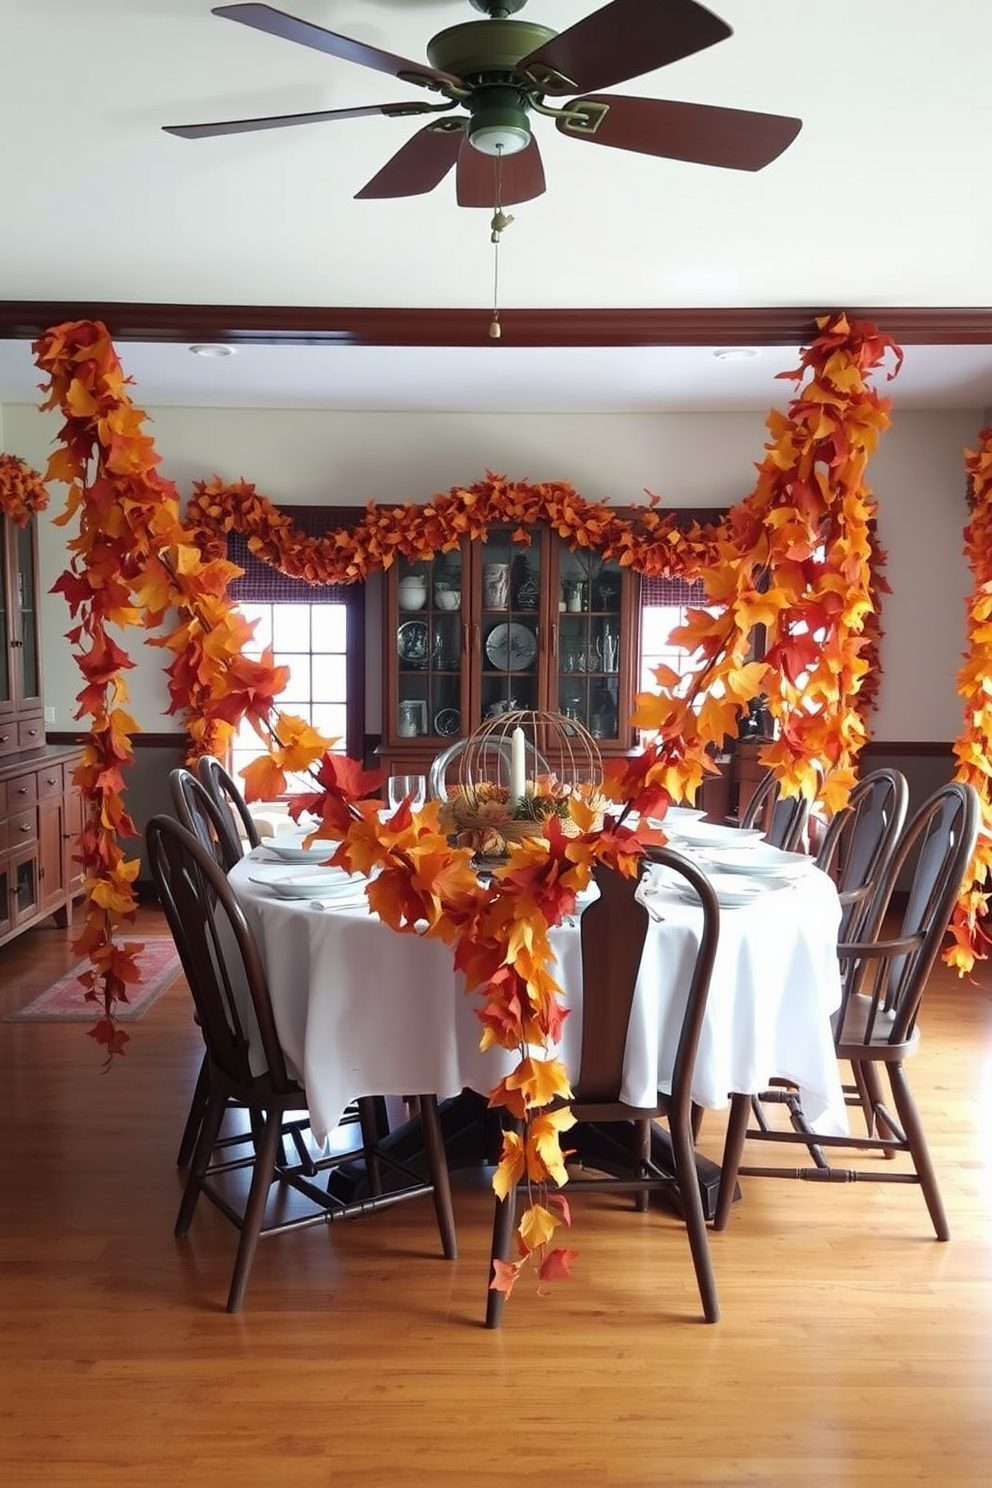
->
[470, 120, 531, 155]
[467, 86, 532, 155]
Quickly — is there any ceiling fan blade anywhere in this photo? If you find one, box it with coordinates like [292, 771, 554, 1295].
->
[355, 124, 464, 199]
[456, 139, 547, 208]
[163, 100, 438, 140]
[518, 0, 732, 97]
[557, 95, 802, 171]
[213, 3, 461, 90]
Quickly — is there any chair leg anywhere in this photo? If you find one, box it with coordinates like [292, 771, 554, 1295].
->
[634, 1118, 651, 1212]
[485, 1119, 525, 1330]
[227, 1111, 284, 1312]
[886, 1062, 950, 1241]
[176, 1049, 210, 1167]
[418, 1093, 458, 1260]
[852, 1060, 899, 1152]
[356, 1095, 384, 1197]
[175, 1089, 227, 1237]
[713, 1093, 751, 1231]
[668, 1112, 719, 1322]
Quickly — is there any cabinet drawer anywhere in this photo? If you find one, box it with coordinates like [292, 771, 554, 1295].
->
[17, 717, 44, 750]
[7, 807, 38, 847]
[36, 764, 64, 800]
[7, 772, 37, 808]
[0, 724, 15, 751]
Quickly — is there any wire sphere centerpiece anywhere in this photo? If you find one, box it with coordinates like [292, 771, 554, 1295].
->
[438, 709, 606, 857]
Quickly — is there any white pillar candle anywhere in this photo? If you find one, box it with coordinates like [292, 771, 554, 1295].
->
[509, 725, 526, 813]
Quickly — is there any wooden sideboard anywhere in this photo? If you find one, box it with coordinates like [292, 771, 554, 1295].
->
[0, 745, 84, 947]
[2, 511, 85, 944]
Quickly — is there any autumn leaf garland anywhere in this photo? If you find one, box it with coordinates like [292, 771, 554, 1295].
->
[947, 425, 992, 974]
[31, 320, 330, 1052]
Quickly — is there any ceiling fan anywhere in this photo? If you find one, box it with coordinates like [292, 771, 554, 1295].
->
[164, 0, 802, 206]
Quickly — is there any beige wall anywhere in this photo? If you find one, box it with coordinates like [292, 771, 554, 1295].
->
[2, 399, 982, 746]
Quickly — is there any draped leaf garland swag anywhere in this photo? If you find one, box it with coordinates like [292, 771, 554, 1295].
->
[947, 426, 992, 974]
[16, 312, 898, 1297]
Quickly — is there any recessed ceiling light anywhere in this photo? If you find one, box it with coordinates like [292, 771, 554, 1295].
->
[189, 343, 234, 358]
[713, 347, 759, 362]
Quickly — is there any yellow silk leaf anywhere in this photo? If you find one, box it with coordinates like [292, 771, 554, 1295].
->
[504, 1055, 573, 1110]
[723, 661, 770, 704]
[518, 1203, 559, 1253]
[492, 1131, 526, 1200]
[526, 1107, 577, 1186]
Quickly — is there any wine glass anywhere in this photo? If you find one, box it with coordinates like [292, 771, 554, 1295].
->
[387, 773, 426, 812]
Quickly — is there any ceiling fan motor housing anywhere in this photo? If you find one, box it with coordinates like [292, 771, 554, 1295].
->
[426, 19, 557, 81]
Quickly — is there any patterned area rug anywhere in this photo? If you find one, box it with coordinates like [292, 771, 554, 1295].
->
[4, 938, 184, 1023]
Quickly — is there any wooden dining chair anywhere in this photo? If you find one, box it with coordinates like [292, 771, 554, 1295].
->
[169, 765, 245, 872]
[485, 846, 722, 1327]
[195, 753, 261, 853]
[740, 770, 812, 851]
[168, 765, 246, 1166]
[815, 767, 909, 943]
[714, 780, 980, 1239]
[146, 813, 458, 1312]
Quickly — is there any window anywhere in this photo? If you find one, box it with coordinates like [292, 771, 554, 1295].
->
[639, 574, 709, 699]
[224, 512, 365, 793]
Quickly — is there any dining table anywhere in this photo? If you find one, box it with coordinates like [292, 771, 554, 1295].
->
[227, 829, 849, 1191]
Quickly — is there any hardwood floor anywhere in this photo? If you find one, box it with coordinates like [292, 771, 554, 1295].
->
[1, 907, 991, 1487]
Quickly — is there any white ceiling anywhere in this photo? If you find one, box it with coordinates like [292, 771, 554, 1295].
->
[4, 0, 992, 413]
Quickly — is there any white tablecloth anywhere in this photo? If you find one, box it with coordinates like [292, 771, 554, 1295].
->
[229, 849, 847, 1146]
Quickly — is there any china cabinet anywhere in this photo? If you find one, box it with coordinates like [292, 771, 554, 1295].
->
[1, 512, 43, 733]
[379, 525, 638, 779]
[0, 512, 83, 947]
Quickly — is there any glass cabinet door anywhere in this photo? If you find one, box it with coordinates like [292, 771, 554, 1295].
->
[0, 520, 11, 712]
[555, 543, 625, 744]
[392, 552, 465, 744]
[14, 522, 40, 708]
[476, 528, 544, 725]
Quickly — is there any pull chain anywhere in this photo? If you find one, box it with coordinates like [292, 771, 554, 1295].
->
[489, 148, 514, 341]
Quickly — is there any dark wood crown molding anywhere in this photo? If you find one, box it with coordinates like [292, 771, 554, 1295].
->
[3, 302, 992, 348]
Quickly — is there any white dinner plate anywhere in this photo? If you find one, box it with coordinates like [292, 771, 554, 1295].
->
[704, 844, 811, 878]
[252, 870, 369, 902]
[662, 820, 765, 849]
[676, 873, 784, 908]
[264, 834, 338, 864]
[654, 805, 706, 824]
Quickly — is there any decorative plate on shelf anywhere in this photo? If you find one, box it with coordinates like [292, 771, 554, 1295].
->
[397, 620, 433, 667]
[434, 706, 461, 737]
[485, 621, 537, 672]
